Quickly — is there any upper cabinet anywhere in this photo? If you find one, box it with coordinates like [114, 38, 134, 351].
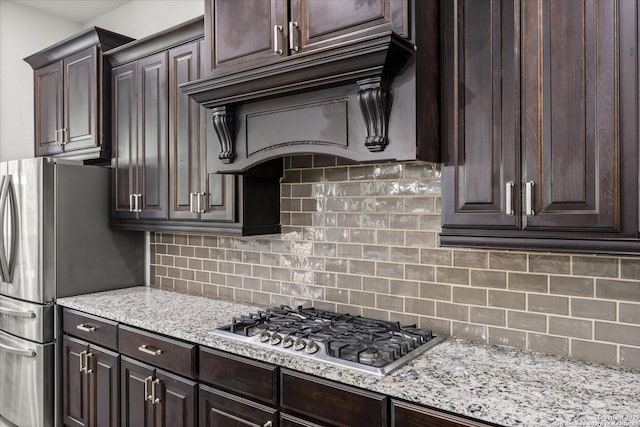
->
[184, 0, 441, 173]
[107, 17, 281, 236]
[25, 28, 134, 162]
[441, 0, 640, 254]
[203, 0, 408, 76]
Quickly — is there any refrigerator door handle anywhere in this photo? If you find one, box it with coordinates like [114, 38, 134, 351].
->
[0, 341, 36, 357]
[0, 174, 18, 283]
[0, 306, 36, 318]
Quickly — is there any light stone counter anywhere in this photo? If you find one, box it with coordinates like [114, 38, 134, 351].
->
[58, 287, 640, 427]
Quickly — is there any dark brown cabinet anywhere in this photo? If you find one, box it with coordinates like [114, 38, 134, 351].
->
[441, 0, 640, 254]
[169, 41, 234, 223]
[25, 28, 133, 161]
[199, 385, 278, 427]
[203, 0, 408, 77]
[391, 400, 494, 427]
[280, 369, 388, 427]
[121, 357, 197, 427]
[62, 335, 120, 427]
[111, 51, 169, 220]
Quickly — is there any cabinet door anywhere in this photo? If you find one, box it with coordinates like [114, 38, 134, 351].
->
[200, 108, 235, 222]
[204, 0, 288, 76]
[169, 42, 201, 220]
[121, 357, 155, 427]
[155, 369, 197, 427]
[34, 60, 64, 156]
[290, 0, 406, 54]
[88, 345, 120, 427]
[137, 52, 169, 220]
[62, 336, 89, 427]
[521, 0, 634, 232]
[112, 63, 139, 220]
[442, 0, 519, 229]
[63, 46, 98, 152]
[199, 384, 278, 427]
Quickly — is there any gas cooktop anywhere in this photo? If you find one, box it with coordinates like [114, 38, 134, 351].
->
[209, 305, 443, 376]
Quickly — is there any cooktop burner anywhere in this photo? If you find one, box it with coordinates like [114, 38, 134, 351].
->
[209, 305, 443, 376]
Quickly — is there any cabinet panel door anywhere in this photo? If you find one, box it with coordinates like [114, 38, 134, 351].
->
[112, 63, 138, 220]
[204, 0, 288, 75]
[62, 336, 89, 427]
[169, 42, 200, 220]
[521, 0, 629, 231]
[34, 60, 64, 156]
[155, 369, 197, 427]
[64, 46, 98, 152]
[121, 357, 155, 427]
[442, 0, 519, 228]
[391, 399, 492, 427]
[201, 108, 235, 222]
[199, 384, 278, 427]
[137, 52, 168, 220]
[290, 0, 405, 54]
[88, 345, 120, 427]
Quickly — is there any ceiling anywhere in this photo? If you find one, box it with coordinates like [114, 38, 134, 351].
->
[11, 0, 130, 24]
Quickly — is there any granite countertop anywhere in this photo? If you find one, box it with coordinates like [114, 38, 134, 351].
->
[58, 287, 640, 427]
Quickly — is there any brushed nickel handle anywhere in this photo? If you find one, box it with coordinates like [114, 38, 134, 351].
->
[0, 306, 35, 318]
[79, 350, 86, 372]
[76, 324, 97, 333]
[289, 21, 299, 52]
[525, 181, 535, 216]
[263, 422, 273, 427]
[138, 344, 162, 356]
[55, 129, 62, 145]
[505, 181, 514, 216]
[84, 352, 93, 374]
[144, 376, 153, 401]
[273, 25, 283, 55]
[129, 194, 134, 212]
[61, 128, 68, 145]
[0, 342, 36, 357]
[196, 192, 206, 214]
[133, 194, 142, 213]
[152, 379, 161, 404]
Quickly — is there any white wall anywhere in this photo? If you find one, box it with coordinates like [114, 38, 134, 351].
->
[0, 2, 81, 161]
[0, 0, 203, 161]
[82, 0, 203, 39]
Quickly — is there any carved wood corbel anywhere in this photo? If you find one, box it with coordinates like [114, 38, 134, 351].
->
[211, 106, 235, 163]
[357, 77, 390, 153]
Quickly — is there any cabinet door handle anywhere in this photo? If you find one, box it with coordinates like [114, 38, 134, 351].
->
[505, 181, 514, 216]
[84, 352, 93, 374]
[55, 129, 61, 145]
[138, 344, 162, 356]
[525, 181, 535, 216]
[133, 194, 142, 213]
[289, 21, 299, 52]
[61, 128, 68, 145]
[273, 25, 283, 55]
[263, 422, 273, 427]
[151, 379, 161, 404]
[79, 350, 86, 372]
[189, 192, 196, 213]
[76, 324, 96, 333]
[144, 376, 153, 401]
[197, 192, 206, 214]
[129, 194, 134, 212]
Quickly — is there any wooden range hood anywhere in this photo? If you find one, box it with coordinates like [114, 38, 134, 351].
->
[181, 1, 440, 174]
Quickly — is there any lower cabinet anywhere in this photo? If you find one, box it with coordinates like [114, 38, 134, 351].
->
[62, 335, 119, 427]
[391, 400, 495, 427]
[121, 356, 197, 427]
[61, 307, 495, 427]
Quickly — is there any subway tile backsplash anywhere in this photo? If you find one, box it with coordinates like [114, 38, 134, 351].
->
[150, 156, 640, 368]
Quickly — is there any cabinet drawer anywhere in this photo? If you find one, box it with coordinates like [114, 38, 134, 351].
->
[62, 308, 118, 351]
[391, 399, 495, 427]
[280, 369, 387, 427]
[118, 324, 196, 379]
[199, 384, 278, 427]
[199, 346, 278, 405]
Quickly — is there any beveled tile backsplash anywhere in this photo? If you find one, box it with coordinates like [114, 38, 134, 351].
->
[150, 156, 640, 368]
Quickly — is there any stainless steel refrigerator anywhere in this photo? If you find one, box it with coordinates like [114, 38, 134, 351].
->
[0, 158, 144, 427]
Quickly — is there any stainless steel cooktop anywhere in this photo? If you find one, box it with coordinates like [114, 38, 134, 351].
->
[210, 305, 443, 376]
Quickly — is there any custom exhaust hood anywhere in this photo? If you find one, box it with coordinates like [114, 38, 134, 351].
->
[181, 2, 440, 173]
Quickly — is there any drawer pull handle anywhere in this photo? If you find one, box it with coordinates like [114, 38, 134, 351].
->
[76, 324, 96, 333]
[0, 306, 36, 318]
[264, 422, 273, 427]
[138, 344, 162, 356]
